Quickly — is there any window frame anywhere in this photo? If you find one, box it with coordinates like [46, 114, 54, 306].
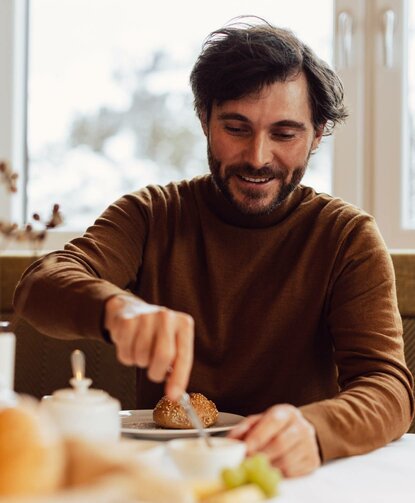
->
[334, 0, 415, 248]
[0, 0, 79, 251]
[0, 0, 23, 225]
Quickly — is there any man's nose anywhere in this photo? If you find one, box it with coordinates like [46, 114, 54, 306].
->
[244, 134, 274, 168]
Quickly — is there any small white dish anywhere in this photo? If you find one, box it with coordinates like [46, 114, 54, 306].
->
[167, 437, 246, 480]
[119, 439, 165, 465]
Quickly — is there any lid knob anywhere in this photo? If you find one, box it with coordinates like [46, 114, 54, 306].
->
[69, 349, 92, 393]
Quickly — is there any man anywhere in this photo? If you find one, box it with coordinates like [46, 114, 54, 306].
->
[14, 20, 413, 477]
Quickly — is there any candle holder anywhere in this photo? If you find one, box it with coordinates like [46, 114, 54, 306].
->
[0, 321, 17, 407]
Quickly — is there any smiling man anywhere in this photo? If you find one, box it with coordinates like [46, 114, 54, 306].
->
[15, 20, 414, 477]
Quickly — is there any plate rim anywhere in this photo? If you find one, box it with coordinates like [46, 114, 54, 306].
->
[120, 409, 244, 436]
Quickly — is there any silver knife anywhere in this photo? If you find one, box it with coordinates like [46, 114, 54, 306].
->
[179, 392, 213, 447]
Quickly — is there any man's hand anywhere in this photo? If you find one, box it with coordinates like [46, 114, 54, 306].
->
[104, 295, 194, 401]
[228, 404, 320, 477]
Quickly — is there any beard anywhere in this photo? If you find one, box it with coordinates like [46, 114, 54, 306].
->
[207, 143, 311, 216]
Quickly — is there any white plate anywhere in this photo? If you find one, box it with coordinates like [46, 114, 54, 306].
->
[120, 410, 244, 439]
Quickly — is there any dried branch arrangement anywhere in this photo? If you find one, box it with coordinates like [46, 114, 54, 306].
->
[0, 160, 63, 246]
[0, 161, 18, 192]
[1, 159, 63, 331]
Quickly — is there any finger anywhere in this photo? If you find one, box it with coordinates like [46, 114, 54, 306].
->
[227, 414, 262, 439]
[266, 419, 320, 477]
[131, 314, 156, 368]
[273, 445, 319, 477]
[272, 447, 306, 477]
[111, 317, 138, 366]
[165, 314, 194, 401]
[147, 312, 176, 382]
[244, 406, 295, 454]
[108, 308, 131, 342]
[261, 422, 303, 461]
[110, 307, 142, 342]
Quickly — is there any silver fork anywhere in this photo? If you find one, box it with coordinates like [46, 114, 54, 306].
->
[179, 392, 213, 448]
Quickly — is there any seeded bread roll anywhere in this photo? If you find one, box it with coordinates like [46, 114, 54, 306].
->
[153, 393, 219, 429]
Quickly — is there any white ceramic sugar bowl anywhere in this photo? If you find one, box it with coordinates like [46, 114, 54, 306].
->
[41, 350, 120, 441]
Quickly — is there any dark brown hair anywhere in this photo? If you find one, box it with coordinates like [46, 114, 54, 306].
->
[190, 19, 348, 135]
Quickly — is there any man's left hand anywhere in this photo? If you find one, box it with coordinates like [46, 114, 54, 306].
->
[228, 404, 321, 477]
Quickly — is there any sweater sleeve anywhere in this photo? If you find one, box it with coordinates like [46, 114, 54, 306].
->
[13, 192, 149, 341]
[300, 215, 414, 461]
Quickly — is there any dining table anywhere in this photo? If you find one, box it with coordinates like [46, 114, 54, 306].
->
[1, 430, 414, 503]
[142, 431, 415, 502]
[117, 431, 415, 502]
[272, 433, 415, 503]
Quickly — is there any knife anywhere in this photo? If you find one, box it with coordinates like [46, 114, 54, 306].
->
[179, 392, 213, 447]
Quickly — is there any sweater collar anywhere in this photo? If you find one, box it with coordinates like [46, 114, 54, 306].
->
[198, 174, 306, 229]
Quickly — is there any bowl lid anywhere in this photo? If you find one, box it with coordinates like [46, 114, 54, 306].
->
[51, 377, 111, 405]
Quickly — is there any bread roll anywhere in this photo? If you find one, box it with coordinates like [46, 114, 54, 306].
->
[153, 393, 218, 429]
[0, 404, 65, 496]
[63, 437, 195, 502]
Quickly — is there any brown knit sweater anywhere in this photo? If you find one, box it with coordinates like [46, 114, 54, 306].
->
[14, 175, 414, 461]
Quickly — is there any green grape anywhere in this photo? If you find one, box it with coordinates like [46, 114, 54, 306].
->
[247, 464, 281, 497]
[242, 454, 282, 497]
[221, 466, 247, 489]
[242, 453, 269, 477]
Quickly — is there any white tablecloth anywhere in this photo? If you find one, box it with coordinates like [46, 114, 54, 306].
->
[276, 434, 415, 503]
[2, 434, 413, 502]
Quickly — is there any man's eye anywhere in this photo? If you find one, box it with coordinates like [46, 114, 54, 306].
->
[224, 125, 249, 135]
[272, 132, 296, 140]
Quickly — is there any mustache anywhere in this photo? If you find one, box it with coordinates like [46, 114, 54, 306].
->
[224, 163, 287, 180]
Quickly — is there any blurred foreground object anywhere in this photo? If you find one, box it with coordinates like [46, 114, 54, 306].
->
[0, 401, 65, 496]
[0, 321, 15, 397]
[40, 349, 121, 441]
[0, 398, 269, 502]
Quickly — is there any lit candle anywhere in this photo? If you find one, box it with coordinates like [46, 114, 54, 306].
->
[0, 322, 15, 390]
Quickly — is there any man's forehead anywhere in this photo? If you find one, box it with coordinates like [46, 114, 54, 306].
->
[211, 74, 312, 124]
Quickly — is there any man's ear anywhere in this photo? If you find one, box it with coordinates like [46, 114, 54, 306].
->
[311, 124, 325, 151]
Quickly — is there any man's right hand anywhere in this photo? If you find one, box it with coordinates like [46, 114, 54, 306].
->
[104, 295, 194, 401]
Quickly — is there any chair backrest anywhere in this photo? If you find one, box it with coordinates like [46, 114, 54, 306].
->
[0, 254, 136, 409]
[391, 252, 415, 432]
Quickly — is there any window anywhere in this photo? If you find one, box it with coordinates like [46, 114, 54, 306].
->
[334, 0, 415, 247]
[26, 0, 333, 230]
[1, 0, 414, 248]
